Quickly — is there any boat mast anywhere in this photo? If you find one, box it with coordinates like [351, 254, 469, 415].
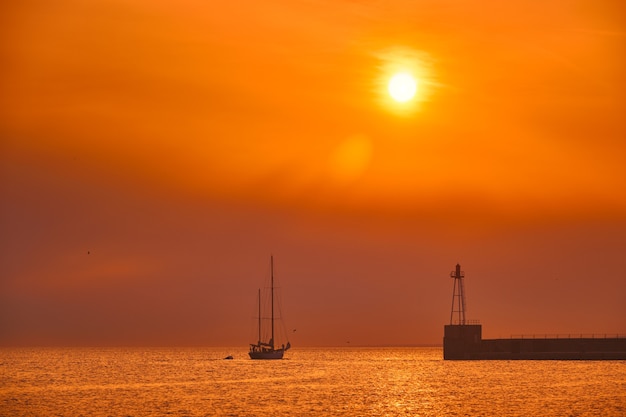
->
[257, 288, 261, 345]
[270, 255, 275, 350]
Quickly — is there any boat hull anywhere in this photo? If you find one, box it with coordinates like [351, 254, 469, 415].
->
[248, 350, 284, 360]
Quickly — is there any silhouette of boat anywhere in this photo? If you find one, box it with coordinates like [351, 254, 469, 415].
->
[249, 256, 291, 360]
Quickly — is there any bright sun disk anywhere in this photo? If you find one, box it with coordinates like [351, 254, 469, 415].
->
[388, 73, 417, 102]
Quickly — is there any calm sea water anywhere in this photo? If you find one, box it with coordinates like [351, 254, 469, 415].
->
[1, 347, 625, 416]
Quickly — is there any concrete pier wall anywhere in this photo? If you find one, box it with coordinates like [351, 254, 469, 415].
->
[444, 324, 626, 360]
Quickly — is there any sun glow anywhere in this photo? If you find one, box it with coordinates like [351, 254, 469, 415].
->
[388, 73, 417, 102]
[329, 135, 372, 185]
[375, 47, 435, 115]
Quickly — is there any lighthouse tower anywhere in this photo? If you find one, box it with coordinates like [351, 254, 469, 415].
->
[443, 263, 482, 359]
[450, 263, 466, 325]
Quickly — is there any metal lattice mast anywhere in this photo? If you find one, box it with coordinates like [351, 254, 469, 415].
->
[270, 255, 275, 350]
[450, 263, 466, 325]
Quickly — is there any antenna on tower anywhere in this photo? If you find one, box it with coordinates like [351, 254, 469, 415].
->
[450, 263, 466, 325]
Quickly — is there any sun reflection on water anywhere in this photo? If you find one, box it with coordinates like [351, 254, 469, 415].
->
[1, 347, 624, 416]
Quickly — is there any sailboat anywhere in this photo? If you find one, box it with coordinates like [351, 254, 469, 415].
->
[249, 256, 291, 360]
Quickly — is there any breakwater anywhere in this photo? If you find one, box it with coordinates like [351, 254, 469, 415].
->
[443, 324, 626, 360]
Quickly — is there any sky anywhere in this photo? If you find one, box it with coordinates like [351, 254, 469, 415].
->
[1, 0, 625, 347]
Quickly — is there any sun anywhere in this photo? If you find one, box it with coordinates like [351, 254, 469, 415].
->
[388, 73, 417, 102]
[375, 46, 434, 114]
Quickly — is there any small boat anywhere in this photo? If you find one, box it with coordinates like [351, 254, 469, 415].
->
[249, 256, 291, 360]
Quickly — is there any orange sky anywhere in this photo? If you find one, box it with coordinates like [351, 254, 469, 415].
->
[1, 0, 625, 346]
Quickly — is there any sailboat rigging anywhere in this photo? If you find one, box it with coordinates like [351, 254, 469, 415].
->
[249, 256, 291, 360]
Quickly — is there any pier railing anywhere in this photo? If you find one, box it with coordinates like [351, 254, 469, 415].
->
[450, 319, 481, 325]
[508, 334, 626, 339]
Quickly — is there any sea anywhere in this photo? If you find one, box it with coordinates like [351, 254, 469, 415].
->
[1, 347, 625, 416]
